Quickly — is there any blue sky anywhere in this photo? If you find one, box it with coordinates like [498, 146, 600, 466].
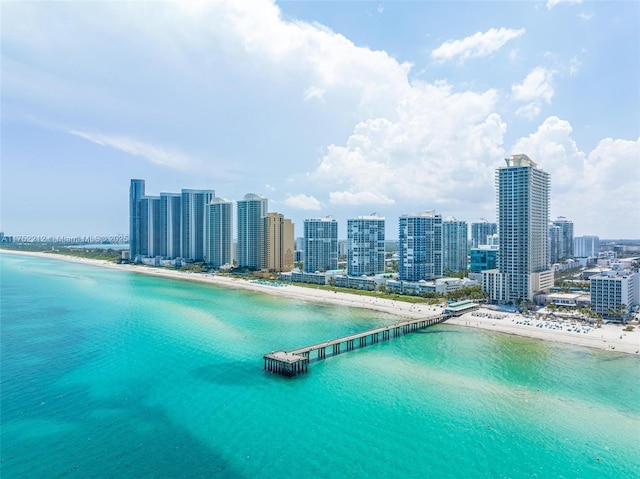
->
[1, 0, 638, 239]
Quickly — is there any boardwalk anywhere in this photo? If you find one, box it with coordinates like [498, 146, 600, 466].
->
[263, 310, 466, 376]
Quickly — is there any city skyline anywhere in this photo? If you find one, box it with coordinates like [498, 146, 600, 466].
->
[2, 1, 639, 239]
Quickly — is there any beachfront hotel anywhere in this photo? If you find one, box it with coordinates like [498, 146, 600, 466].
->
[303, 217, 338, 273]
[236, 193, 268, 269]
[483, 155, 553, 303]
[205, 198, 233, 269]
[347, 214, 386, 276]
[443, 217, 468, 273]
[398, 210, 443, 281]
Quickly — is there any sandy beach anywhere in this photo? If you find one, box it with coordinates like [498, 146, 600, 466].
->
[3, 249, 639, 355]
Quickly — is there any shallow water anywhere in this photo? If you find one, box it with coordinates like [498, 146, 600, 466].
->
[1, 254, 639, 478]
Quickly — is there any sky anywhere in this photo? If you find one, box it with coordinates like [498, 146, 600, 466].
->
[1, 0, 639, 240]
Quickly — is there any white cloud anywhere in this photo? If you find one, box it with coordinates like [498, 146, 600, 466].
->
[69, 130, 191, 170]
[511, 116, 640, 236]
[303, 86, 325, 102]
[283, 194, 323, 210]
[579, 12, 594, 21]
[307, 82, 506, 212]
[431, 27, 525, 63]
[546, 0, 583, 10]
[512, 67, 555, 119]
[329, 191, 395, 206]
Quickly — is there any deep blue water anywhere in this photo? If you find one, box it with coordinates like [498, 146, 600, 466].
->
[1, 253, 639, 478]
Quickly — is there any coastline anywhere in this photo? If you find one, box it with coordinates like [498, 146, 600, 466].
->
[2, 249, 639, 355]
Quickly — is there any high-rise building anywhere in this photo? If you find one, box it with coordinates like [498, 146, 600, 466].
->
[574, 236, 600, 258]
[483, 155, 553, 303]
[552, 216, 574, 260]
[471, 219, 497, 248]
[443, 217, 468, 273]
[159, 192, 181, 259]
[398, 210, 443, 281]
[548, 223, 561, 264]
[181, 189, 215, 261]
[139, 196, 162, 257]
[205, 198, 233, 268]
[237, 193, 268, 269]
[262, 212, 294, 272]
[347, 214, 385, 276]
[303, 217, 338, 273]
[129, 179, 145, 259]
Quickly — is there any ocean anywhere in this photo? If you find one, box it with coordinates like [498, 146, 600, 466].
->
[1, 253, 639, 478]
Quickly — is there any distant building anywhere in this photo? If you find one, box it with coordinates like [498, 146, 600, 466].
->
[139, 196, 161, 257]
[159, 192, 181, 259]
[548, 223, 561, 264]
[590, 270, 639, 320]
[347, 214, 385, 276]
[129, 179, 145, 259]
[262, 212, 294, 272]
[483, 155, 553, 303]
[181, 189, 215, 261]
[471, 219, 497, 248]
[205, 198, 233, 268]
[304, 217, 338, 273]
[443, 217, 468, 273]
[237, 193, 268, 269]
[574, 236, 600, 258]
[470, 246, 499, 273]
[552, 216, 574, 260]
[398, 210, 443, 281]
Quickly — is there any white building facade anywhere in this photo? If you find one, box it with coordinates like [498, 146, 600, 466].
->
[347, 214, 385, 276]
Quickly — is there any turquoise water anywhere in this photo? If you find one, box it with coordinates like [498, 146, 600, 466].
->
[1, 254, 639, 478]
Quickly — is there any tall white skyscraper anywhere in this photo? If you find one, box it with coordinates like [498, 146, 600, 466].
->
[398, 210, 443, 281]
[181, 189, 215, 261]
[303, 217, 338, 273]
[347, 214, 385, 276]
[443, 217, 468, 273]
[139, 196, 161, 257]
[237, 193, 268, 269]
[205, 198, 233, 268]
[484, 155, 553, 303]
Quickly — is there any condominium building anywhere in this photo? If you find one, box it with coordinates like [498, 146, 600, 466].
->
[590, 270, 639, 320]
[470, 219, 497, 248]
[205, 198, 233, 268]
[347, 214, 385, 276]
[139, 196, 161, 257]
[303, 217, 338, 273]
[552, 216, 574, 260]
[129, 179, 145, 259]
[483, 155, 553, 303]
[159, 192, 181, 259]
[181, 189, 215, 261]
[548, 223, 561, 264]
[262, 212, 295, 272]
[398, 210, 443, 281]
[443, 217, 468, 273]
[574, 235, 600, 258]
[237, 193, 268, 269]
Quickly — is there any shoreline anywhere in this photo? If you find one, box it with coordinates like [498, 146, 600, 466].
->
[2, 249, 639, 355]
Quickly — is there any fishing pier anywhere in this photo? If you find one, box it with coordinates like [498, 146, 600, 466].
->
[264, 312, 452, 377]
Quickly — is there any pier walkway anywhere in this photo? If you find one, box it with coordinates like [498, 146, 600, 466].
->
[263, 309, 473, 376]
